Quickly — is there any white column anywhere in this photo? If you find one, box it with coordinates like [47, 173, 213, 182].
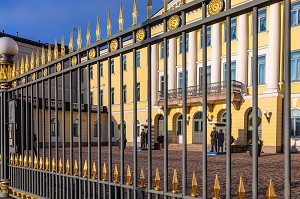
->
[237, 14, 248, 86]
[211, 23, 221, 83]
[188, 31, 197, 87]
[266, 3, 280, 92]
[168, 38, 176, 90]
[151, 44, 158, 104]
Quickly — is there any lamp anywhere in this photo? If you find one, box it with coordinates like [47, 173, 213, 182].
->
[263, 110, 272, 123]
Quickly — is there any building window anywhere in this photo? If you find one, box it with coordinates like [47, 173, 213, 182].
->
[100, 89, 103, 106]
[221, 111, 226, 123]
[160, 76, 164, 92]
[291, 1, 300, 27]
[100, 62, 103, 76]
[94, 121, 98, 137]
[136, 51, 140, 67]
[81, 90, 84, 104]
[160, 42, 164, 59]
[224, 18, 237, 41]
[179, 36, 183, 54]
[51, 118, 60, 137]
[137, 120, 141, 137]
[123, 85, 127, 103]
[111, 88, 114, 105]
[258, 55, 266, 84]
[123, 55, 127, 71]
[199, 66, 211, 85]
[258, 8, 267, 33]
[90, 66, 93, 80]
[111, 59, 114, 74]
[73, 119, 79, 137]
[200, 26, 211, 48]
[178, 71, 188, 89]
[291, 109, 300, 137]
[291, 50, 300, 81]
[90, 90, 93, 105]
[223, 61, 237, 81]
[186, 33, 189, 52]
[137, 83, 141, 101]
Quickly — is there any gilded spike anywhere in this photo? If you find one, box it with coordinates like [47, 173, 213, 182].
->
[92, 161, 97, 179]
[19, 154, 22, 166]
[16, 60, 20, 76]
[266, 179, 276, 199]
[61, 36, 65, 57]
[132, 0, 138, 26]
[28, 156, 32, 168]
[25, 55, 29, 72]
[69, 30, 74, 53]
[14, 154, 18, 166]
[58, 158, 63, 174]
[36, 49, 40, 67]
[20, 57, 25, 75]
[139, 167, 146, 188]
[12, 63, 16, 78]
[213, 174, 220, 199]
[238, 176, 245, 199]
[66, 159, 70, 175]
[41, 46, 46, 65]
[51, 158, 56, 172]
[74, 159, 78, 176]
[39, 157, 43, 170]
[102, 163, 107, 181]
[180, 0, 186, 5]
[114, 164, 119, 183]
[154, 167, 161, 191]
[172, 169, 179, 194]
[30, 52, 35, 70]
[163, 0, 168, 13]
[107, 11, 112, 37]
[96, 16, 101, 42]
[147, 0, 153, 20]
[118, 5, 124, 32]
[34, 156, 38, 169]
[47, 43, 52, 63]
[54, 39, 59, 60]
[86, 21, 91, 46]
[126, 165, 132, 185]
[83, 160, 88, 178]
[45, 157, 49, 171]
[191, 172, 198, 197]
[10, 154, 14, 165]
[77, 26, 82, 50]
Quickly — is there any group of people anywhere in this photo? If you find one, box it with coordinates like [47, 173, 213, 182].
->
[210, 127, 225, 152]
[140, 129, 148, 148]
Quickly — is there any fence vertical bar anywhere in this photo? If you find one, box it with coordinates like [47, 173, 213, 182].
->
[87, 63, 92, 199]
[62, 69, 66, 199]
[107, 56, 112, 199]
[42, 81, 45, 197]
[77, 65, 82, 199]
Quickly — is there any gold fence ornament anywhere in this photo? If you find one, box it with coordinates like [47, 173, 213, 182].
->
[20, 57, 24, 74]
[41, 46, 46, 65]
[51, 158, 56, 172]
[47, 43, 52, 63]
[61, 35, 65, 57]
[14, 155, 18, 166]
[77, 26, 82, 50]
[19, 154, 22, 166]
[132, 0, 138, 26]
[92, 161, 97, 179]
[39, 157, 43, 170]
[30, 51, 35, 70]
[25, 55, 29, 73]
[34, 156, 38, 169]
[147, 0, 152, 20]
[69, 30, 74, 53]
[66, 159, 70, 175]
[126, 165, 132, 185]
[74, 159, 79, 176]
[96, 16, 101, 42]
[238, 176, 245, 199]
[102, 163, 107, 181]
[107, 11, 112, 37]
[114, 164, 119, 183]
[35, 49, 40, 68]
[54, 39, 58, 60]
[86, 21, 91, 46]
[45, 157, 49, 171]
[10, 154, 14, 165]
[172, 169, 178, 194]
[191, 172, 198, 197]
[139, 167, 146, 188]
[213, 174, 220, 199]
[163, 0, 168, 13]
[118, 4, 124, 32]
[83, 160, 88, 178]
[28, 155, 32, 168]
[58, 158, 63, 174]
[266, 179, 276, 199]
[154, 167, 161, 191]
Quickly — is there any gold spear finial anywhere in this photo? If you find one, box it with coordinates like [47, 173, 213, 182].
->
[58, 158, 63, 174]
[180, 0, 186, 5]
[45, 157, 49, 171]
[14, 154, 18, 166]
[132, 0, 138, 26]
[213, 174, 220, 199]
[54, 39, 58, 60]
[163, 0, 168, 13]
[34, 156, 38, 169]
[41, 46, 46, 65]
[114, 164, 119, 183]
[92, 161, 97, 179]
[16, 60, 20, 76]
[147, 0, 152, 20]
[154, 167, 161, 191]
[107, 11, 112, 37]
[51, 158, 56, 172]
[20, 57, 25, 74]
[47, 43, 52, 63]
[28, 155, 32, 168]
[96, 16, 101, 42]
[36, 49, 40, 68]
[12, 63, 16, 78]
[86, 21, 91, 46]
[126, 165, 133, 185]
[25, 54, 29, 72]
[238, 176, 245, 199]
[191, 172, 198, 197]
[30, 52, 35, 70]
[83, 160, 88, 178]
[77, 26, 82, 50]
[66, 159, 70, 175]
[61, 36, 65, 57]
[139, 167, 146, 188]
[69, 30, 74, 53]
[102, 163, 107, 181]
[266, 179, 276, 199]
[10, 154, 14, 165]
[19, 154, 22, 167]
[39, 157, 43, 170]
[172, 169, 179, 193]
[74, 159, 79, 176]
[118, 4, 124, 32]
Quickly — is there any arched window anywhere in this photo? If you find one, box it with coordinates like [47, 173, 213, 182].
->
[137, 120, 141, 136]
[94, 121, 98, 137]
[291, 109, 300, 137]
[221, 111, 226, 123]
[51, 118, 60, 137]
[73, 119, 79, 137]
[194, 112, 203, 119]
[177, 114, 183, 135]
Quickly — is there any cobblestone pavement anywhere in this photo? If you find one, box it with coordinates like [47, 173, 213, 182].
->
[39, 144, 300, 198]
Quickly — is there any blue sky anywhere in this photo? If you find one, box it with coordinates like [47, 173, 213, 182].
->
[0, 0, 164, 45]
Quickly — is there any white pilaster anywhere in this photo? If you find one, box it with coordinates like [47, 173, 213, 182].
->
[237, 14, 248, 86]
[211, 23, 221, 83]
[168, 38, 176, 90]
[151, 44, 158, 104]
[266, 3, 280, 92]
[188, 31, 197, 87]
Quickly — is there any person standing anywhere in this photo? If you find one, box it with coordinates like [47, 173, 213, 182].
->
[145, 130, 148, 148]
[218, 129, 225, 152]
[210, 127, 218, 152]
[140, 129, 145, 148]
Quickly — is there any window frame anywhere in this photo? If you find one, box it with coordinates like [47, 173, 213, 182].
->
[258, 8, 267, 33]
[291, 50, 300, 82]
[291, 1, 300, 27]
[111, 87, 115, 105]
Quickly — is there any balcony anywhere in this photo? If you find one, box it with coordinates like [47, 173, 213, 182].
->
[157, 80, 245, 111]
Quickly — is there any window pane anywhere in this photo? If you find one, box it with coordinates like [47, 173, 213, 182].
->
[194, 121, 199, 131]
[291, 11, 297, 26]
[296, 118, 300, 136]
[259, 17, 266, 32]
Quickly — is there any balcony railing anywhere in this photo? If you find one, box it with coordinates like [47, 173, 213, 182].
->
[158, 80, 245, 100]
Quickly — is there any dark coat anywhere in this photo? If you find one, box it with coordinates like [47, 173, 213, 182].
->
[218, 131, 224, 146]
[210, 130, 218, 145]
